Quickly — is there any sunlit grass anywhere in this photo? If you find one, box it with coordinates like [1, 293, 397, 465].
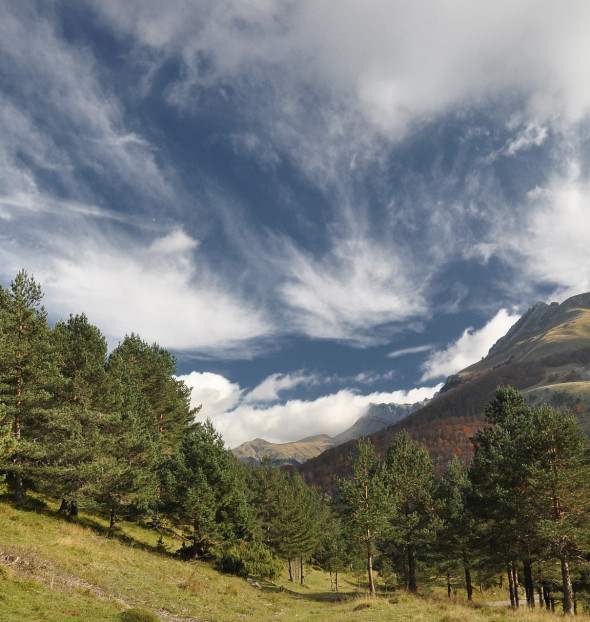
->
[0, 499, 588, 621]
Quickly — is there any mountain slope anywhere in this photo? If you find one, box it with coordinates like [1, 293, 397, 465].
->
[299, 293, 590, 493]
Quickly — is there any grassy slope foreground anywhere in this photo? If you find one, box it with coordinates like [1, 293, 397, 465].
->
[0, 501, 586, 622]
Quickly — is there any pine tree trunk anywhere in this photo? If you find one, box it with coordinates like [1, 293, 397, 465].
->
[447, 574, 452, 598]
[13, 470, 23, 503]
[407, 544, 417, 594]
[335, 569, 339, 592]
[543, 583, 551, 610]
[507, 564, 516, 608]
[367, 538, 376, 596]
[110, 508, 116, 528]
[561, 549, 574, 615]
[462, 549, 473, 601]
[58, 499, 71, 516]
[523, 560, 535, 608]
[300, 556, 305, 585]
[402, 553, 408, 591]
[288, 558, 294, 582]
[511, 563, 520, 608]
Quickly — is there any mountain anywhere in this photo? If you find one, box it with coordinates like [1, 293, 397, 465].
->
[231, 435, 334, 466]
[299, 293, 590, 493]
[231, 401, 425, 466]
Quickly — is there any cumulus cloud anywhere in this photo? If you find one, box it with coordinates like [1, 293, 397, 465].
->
[181, 373, 442, 447]
[150, 228, 199, 254]
[420, 309, 521, 381]
[177, 371, 242, 415]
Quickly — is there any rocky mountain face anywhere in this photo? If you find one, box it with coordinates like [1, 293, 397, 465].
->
[231, 401, 425, 466]
[299, 292, 590, 493]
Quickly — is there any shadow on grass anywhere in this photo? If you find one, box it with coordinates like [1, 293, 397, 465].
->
[3, 494, 180, 560]
[248, 576, 356, 603]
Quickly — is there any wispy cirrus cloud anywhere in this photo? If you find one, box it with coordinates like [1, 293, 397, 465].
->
[388, 345, 433, 359]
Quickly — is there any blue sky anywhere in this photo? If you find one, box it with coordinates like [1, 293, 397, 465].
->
[2, 1, 590, 447]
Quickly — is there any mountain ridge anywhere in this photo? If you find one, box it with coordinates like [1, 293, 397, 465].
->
[298, 292, 590, 493]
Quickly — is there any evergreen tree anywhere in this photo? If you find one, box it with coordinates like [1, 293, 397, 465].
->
[0, 271, 59, 501]
[51, 314, 110, 410]
[525, 404, 590, 614]
[108, 334, 194, 460]
[267, 471, 325, 583]
[338, 437, 391, 596]
[159, 420, 250, 557]
[470, 387, 590, 613]
[315, 505, 350, 591]
[435, 456, 477, 600]
[469, 387, 539, 608]
[383, 431, 439, 594]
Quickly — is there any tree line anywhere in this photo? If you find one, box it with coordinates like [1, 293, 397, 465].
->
[336, 386, 590, 615]
[1, 271, 590, 615]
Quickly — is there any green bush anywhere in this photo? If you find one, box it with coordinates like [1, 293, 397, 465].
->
[119, 608, 160, 622]
[216, 540, 282, 580]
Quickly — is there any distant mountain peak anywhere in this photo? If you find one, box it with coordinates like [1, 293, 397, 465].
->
[231, 400, 426, 466]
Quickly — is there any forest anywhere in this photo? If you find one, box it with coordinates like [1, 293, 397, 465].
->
[1, 270, 590, 616]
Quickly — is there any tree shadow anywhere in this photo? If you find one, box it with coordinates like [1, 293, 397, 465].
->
[247, 576, 357, 603]
[4, 495, 180, 559]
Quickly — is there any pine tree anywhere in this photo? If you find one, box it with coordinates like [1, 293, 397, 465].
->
[0, 271, 59, 501]
[525, 404, 590, 615]
[338, 437, 391, 596]
[383, 431, 438, 594]
[159, 420, 250, 557]
[315, 504, 350, 591]
[469, 387, 541, 608]
[470, 387, 590, 613]
[266, 471, 325, 583]
[435, 456, 477, 600]
[51, 314, 110, 410]
[108, 334, 194, 459]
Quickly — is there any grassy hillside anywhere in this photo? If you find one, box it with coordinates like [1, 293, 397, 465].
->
[0, 498, 578, 622]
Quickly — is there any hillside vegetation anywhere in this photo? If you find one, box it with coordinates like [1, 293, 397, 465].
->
[3, 273, 590, 619]
[0, 498, 583, 622]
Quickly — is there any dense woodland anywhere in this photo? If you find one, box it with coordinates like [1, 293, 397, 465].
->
[2, 271, 590, 615]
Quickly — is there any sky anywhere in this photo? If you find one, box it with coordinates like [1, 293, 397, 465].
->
[2, 1, 590, 448]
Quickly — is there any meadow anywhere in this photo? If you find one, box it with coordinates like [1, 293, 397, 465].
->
[0, 499, 584, 622]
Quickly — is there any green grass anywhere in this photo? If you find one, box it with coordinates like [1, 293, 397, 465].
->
[0, 499, 587, 621]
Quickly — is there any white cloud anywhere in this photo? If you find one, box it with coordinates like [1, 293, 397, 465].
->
[150, 228, 199, 254]
[177, 371, 242, 415]
[420, 309, 520, 381]
[91, 1, 590, 136]
[387, 345, 433, 359]
[517, 162, 590, 297]
[0, 209, 271, 355]
[176, 366, 442, 447]
[244, 371, 317, 403]
[208, 385, 442, 448]
[0, 6, 175, 216]
[279, 236, 428, 343]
